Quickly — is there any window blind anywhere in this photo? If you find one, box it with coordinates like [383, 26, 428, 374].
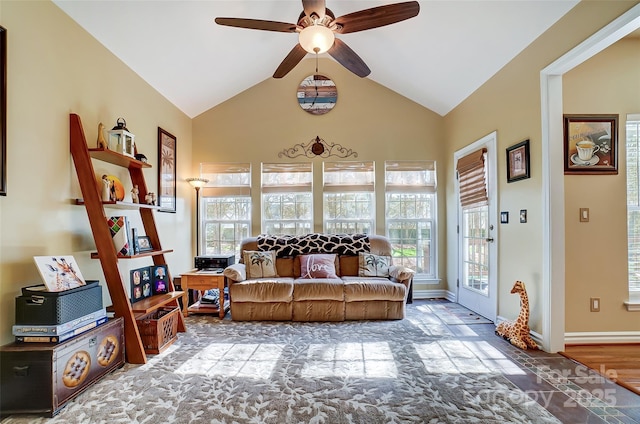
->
[262, 163, 312, 193]
[323, 161, 375, 193]
[200, 163, 251, 196]
[456, 149, 488, 209]
[385, 160, 437, 193]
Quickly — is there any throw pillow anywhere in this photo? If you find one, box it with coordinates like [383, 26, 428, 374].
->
[358, 253, 391, 277]
[299, 254, 338, 279]
[243, 251, 278, 279]
[223, 263, 246, 282]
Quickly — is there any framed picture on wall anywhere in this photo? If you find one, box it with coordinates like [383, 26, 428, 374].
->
[1, 26, 6, 196]
[563, 114, 618, 175]
[158, 127, 176, 212]
[506, 139, 530, 183]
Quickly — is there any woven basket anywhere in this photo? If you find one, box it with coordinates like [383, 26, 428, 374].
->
[136, 307, 179, 354]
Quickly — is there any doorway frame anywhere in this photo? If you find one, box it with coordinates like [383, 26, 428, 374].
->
[541, 4, 640, 352]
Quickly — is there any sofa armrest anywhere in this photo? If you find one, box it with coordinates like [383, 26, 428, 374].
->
[224, 263, 246, 282]
[389, 265, 415, 304]
[389, 265, 414, 284]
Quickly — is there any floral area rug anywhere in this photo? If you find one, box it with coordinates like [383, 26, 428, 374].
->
[2, 301, 559, 424]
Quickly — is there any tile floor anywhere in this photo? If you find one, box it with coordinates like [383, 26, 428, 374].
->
[420, 299, 640, 424]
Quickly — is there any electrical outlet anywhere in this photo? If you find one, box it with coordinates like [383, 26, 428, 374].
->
[590, 297, 600, 312]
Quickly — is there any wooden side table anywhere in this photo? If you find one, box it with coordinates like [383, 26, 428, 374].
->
[179, 270, 227, 319]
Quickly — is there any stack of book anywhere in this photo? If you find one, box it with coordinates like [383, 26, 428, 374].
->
[13, 308, 107, 343]
[13, 255, 107, 344]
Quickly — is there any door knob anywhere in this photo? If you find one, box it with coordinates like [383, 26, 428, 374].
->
[485, 237, 494, 242]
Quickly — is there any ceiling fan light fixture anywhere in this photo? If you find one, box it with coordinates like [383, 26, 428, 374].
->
[299, 25, 335, 54]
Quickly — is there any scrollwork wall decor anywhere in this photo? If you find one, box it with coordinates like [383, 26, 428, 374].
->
[279, 136, 358, 159]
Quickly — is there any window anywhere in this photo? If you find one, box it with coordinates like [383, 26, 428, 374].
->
[262, 163, 313, 235]
[385, 161, 437, 278]
[200, 163, 251, 256]
[323, 161, 375, 234]
[626, 116, 640, 297]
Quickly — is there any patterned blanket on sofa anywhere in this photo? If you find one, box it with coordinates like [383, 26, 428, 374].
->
[256, 233, 370, 258]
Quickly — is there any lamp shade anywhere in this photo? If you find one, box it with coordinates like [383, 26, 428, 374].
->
[186, 177, 209, 189]
[298, 25, 335, 54]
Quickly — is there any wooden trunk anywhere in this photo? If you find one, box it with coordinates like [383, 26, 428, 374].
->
[0, 317, 124, 417]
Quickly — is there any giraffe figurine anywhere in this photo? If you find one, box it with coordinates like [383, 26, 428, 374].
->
[495, 280, 538, 350]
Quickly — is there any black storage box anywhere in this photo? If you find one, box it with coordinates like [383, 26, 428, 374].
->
[15, 281, 103, 325]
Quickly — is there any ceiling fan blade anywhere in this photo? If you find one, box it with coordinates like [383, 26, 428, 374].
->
[333, 1, 420, 34]
[328, 38, 371, 78]
[273, 44, 308, 78]
[303, 0, 326, 20]
[215, 17, 298, 33]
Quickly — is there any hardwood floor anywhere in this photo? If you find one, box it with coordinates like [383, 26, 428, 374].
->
[561, 344, 640, 395]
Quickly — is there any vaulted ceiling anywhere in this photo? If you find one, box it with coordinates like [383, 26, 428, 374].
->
[53, 0, 580, 118]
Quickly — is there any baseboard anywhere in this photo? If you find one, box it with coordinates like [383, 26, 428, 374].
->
[564, 331, 640, 344]
[494, 317, 640, 347]
[413, 289, 456, 302]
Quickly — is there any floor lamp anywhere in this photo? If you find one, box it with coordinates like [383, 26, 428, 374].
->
[186, 177, 209, 256]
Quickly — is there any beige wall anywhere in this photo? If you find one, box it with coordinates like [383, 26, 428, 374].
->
[444, 0, 639, 335]
[193, 58, 446, 291]
[0, 1, 193, 344]
[563, 38, 640, 332]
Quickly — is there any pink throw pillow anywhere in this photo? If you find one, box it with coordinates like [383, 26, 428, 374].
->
[300, 254, 338, 279]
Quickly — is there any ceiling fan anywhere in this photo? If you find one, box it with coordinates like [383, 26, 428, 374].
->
[215, 0, 420, 79]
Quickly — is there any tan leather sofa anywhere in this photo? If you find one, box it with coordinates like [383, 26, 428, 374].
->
[223, 234, 414, 321]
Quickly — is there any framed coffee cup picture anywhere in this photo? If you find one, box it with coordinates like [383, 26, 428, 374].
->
[563, 114, 618, 175]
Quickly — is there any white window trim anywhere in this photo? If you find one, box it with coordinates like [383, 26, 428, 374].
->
[626, 114, 640, 312]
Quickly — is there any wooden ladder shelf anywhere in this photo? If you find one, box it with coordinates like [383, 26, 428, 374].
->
[69, 113, 186, 364]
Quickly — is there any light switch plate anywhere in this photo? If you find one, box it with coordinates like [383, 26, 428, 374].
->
[580, 208, 589, 222]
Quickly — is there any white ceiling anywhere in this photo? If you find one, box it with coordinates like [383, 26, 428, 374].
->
[52, 0, 579, 118]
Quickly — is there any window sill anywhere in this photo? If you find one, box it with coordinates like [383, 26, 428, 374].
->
[624, 291, 640, 311]
[414, 277, 441, 285]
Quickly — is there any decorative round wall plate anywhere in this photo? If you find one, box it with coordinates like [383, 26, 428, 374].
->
[297, 74, 337, 115]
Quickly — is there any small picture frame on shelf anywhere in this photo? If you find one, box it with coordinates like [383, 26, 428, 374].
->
[130, 266, 152, 303]
[137, 236, 153, 252]
[153, 264, 168, 295]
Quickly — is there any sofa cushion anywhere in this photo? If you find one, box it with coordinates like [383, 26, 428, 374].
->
[293, 278, 344, 301]
[229, 278, 294, 303]
[300, 254, 338, 279]
[342, 277, 406, 302]
[276, 257, 295, 278]
[339, 255, 358, 277]
[358, 253, 392, 277]
[243, 250, 278, 279]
